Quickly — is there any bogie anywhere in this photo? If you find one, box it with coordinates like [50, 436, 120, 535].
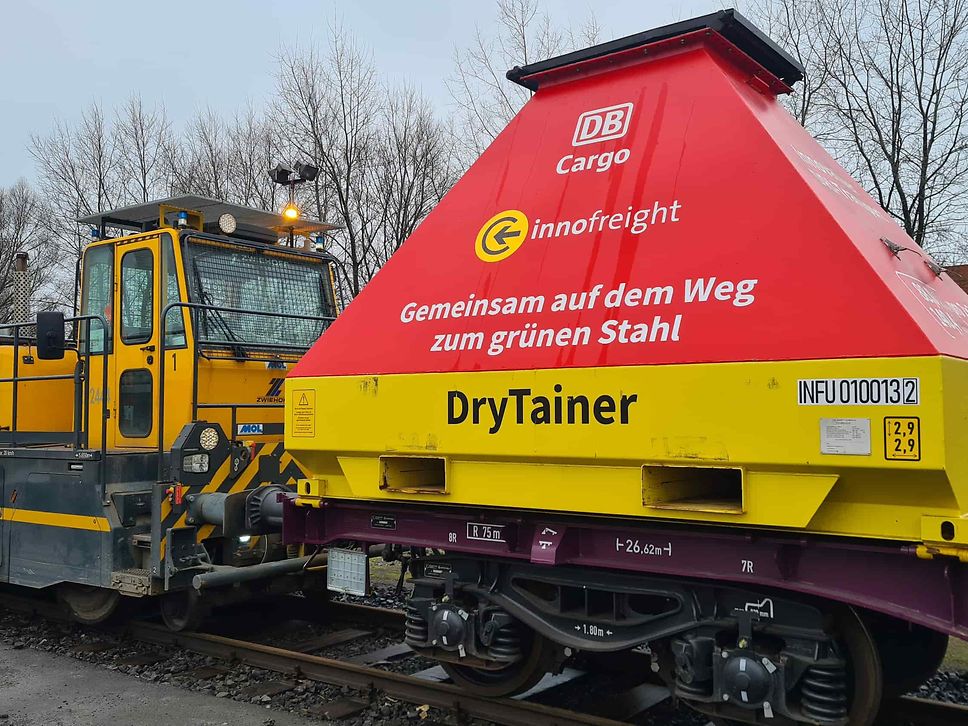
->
[401, 554, 901, 725]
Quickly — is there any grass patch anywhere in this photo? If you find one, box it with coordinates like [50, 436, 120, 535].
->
[944, 637, 968, 673]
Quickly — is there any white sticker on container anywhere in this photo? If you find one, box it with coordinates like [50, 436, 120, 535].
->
[820, 418, 871, 455]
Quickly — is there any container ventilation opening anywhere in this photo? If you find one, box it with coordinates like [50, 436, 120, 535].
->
[643, 465, 744, 514]
[380, 456, 447, 494]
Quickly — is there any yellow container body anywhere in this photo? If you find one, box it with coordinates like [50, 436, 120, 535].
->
[287, 355, 968, 547]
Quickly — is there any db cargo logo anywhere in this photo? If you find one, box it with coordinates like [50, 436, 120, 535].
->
[572, 103, 633, 146]
[558, 103, 634, 175]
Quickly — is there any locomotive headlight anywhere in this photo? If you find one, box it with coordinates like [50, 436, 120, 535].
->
[282, 202, 300, 221]
[182, 453, 210, 473]
[218, 213, 237, 234]
[199, 427, 219, 451]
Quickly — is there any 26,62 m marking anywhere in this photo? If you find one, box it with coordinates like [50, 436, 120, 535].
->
[616, 538, 672, 557]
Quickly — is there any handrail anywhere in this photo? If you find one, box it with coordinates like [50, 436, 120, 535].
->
[0, 314, 109, 500]
[157, 301, 335, 480]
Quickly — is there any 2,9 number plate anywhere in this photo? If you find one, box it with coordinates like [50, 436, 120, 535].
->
[884, 417, 920, 461]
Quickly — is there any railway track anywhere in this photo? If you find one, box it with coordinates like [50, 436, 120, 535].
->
[874, 695, 968, 725]
[130, 619, 634, 726]
[2, 588, 968, 725]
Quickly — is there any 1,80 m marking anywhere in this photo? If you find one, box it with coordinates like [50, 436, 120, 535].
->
[798, 378, 919, 406]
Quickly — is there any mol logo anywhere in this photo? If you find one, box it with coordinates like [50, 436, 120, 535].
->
[237, 423, 264, 435]
[572, 102, 633, 146]
[257, 377, 285, 403]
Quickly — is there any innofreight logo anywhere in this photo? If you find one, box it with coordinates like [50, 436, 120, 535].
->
[475, 210, 530, 262]
[572, 103, 633, 146]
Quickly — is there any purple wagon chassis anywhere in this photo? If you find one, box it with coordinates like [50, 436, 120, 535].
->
[283, 498, 968, 640]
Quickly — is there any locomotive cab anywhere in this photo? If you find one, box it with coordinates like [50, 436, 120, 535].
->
[0, 195, 339, 629]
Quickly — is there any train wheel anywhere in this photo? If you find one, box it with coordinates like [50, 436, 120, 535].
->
[441, 632, 553, 697]
[869, 617, 947, 696]
[833, 606, 883, 726]
[58, 584, 120, 624]
[159, 590, 208, 632]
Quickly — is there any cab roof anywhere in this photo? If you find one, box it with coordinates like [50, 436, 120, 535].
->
[77, 195, 339, 244]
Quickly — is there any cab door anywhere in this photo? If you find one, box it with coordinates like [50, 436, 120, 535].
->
[113, 238, 160, 448]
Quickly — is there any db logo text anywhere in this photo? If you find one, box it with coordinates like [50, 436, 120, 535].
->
[572, 102, 633, 146]
[558, 102, 634, 176]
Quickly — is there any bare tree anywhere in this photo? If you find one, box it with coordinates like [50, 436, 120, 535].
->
[376, 85, 457, 261]
[751, 0, 968, 261]
[23, 0, 596, 302]
[748, 0, 839, 130]
[275, 28, 429, 298]
[29, 103, 124, 303]
[169, 109, 233, 200]
[447, 0, 601, 160]
[115, 95, 173, 203]
[0, 181, 58, 321]
[828, 0, 968, 258]
[31, 103, 119, 221]
[228, 107, 287, 210]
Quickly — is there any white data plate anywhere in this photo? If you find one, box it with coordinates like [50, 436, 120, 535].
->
[820, 418, 871, 456]
[327, 548, 368, 596]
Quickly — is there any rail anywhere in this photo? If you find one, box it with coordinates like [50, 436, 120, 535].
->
[157, 301, 335, 479]
[875, 696, 968, 725]
[130, 621, 628, 726]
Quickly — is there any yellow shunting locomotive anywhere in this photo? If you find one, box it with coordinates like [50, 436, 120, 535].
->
[0, 194, 338, 629]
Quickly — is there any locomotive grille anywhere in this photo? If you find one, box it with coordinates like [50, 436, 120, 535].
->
[184, 238, 335, 353]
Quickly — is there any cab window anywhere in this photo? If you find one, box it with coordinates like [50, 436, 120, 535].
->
[119, 369, 152, 437]
[79, 244, 113, 354]
[162, 234, 186, 348]
[120, 248, 154, 344]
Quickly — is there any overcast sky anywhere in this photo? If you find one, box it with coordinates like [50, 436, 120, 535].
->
[0, 0, 730, 189]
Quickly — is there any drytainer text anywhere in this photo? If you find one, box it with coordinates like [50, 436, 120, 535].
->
[447, 385, 638, 434]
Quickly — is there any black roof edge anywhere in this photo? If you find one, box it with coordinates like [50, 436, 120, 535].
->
[506, 9, 804, 90]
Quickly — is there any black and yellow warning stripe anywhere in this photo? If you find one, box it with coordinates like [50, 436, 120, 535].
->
[158, 443, 305, 562]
